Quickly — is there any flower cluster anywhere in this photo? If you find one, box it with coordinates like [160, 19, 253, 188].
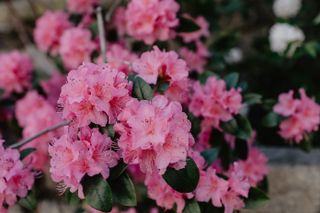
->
[124, 0, 180, 44]
[49, 127, 119, 197]
[273, 0, 301, 18]
[180, 41, 209, 73]
[58, 63, 132, 127]
[0, 51, 33, 96]
[189, 76, 243, 128]
[67, 0, 100, 14]
[0, 140, 34, 211]
[273, 89, 320, 143]
[115, 95, 193, 174]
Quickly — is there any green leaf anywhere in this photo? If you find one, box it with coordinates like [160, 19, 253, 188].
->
[262, 112, 280, 127]
[188, 112, 201, 138]
[109, 172, 137, 207]
[162, 158, 199, 193]
[220, 118, 238, 135]
[199, 202, 224, 213]
[235, 138, 248, 160]
[224, 72, 239, 89]
[18, 190, 37, 211]
[83, 175, 113, 212]
[235, 115, 252, 140]
[201, 148, 219, 167]
[133, 76, 154, 100]
[0, 88, 4, 98]
[177, 16, 201, 33]
[64, 189, 80, 205]
[158, 81, 170, 93]
[314, 13, 320, 25]
[183, 200, 200, 213]
[20, 148, 36, 160]
[245, 187, 269, 209]
[304, 41, 318, 58]
[244, 93, 262, 105]
[299, 135, 313, 152]
[109, 160, 128, 180]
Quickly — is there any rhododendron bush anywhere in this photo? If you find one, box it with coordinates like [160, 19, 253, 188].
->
[0, 0, 320, 212]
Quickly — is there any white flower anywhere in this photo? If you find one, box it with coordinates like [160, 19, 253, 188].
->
[273, 0, 302, 18]
[225, 48, 243, 64]
[269, 23, 305, 55]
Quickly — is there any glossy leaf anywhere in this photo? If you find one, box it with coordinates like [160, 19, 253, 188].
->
[109, 160, 128, 180]
[245, 187, 269, 209]
[201, 148, 219, 167]
[244, 93, 262, 105]
[20, 148, 36, 160]
[183, 200, 200, 213]
[132, 76, 154, 100]
[262, 112, 280, 127]
[224, 72, 239, 89]
[18, 191, 37, 211]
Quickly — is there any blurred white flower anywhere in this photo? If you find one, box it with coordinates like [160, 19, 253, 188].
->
[273, 0, 302, 18]
[224, 48, 243, 64]
[269, 23, 305, 55]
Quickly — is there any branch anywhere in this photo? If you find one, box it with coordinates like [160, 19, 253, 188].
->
[9, 120, 71, 149]
[96, 6, 107, 63]
[105, 0, 122, 22]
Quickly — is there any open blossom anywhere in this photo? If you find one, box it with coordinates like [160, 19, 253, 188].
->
[189, 76, 242, 128]
[58, 63, 132, 127]
[40, 72, 66, 106]
[16, 91, 63, 170]
[274, 89, 320, 143]
[115, 95, 193, 174]
[59, 28, 96, 69]
[179, 15, 210, 43]
[67, 0, 100, 14]
[0, 51, 33, 96]
[113, 7, 127, 37]
[180, 41, 209, 73]
[273, 0, 301, 18]
[133, 46, 188, 85]
[49, 127, 119, 197]
[125, 0, 179, 44]
[164, 78, 191, 104]
[34, 11, 72, 55]
[0, 140, 34, 210]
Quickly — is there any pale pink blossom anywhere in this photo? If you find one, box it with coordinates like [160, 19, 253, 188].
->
[67, 0, 100, 14]
[125, 0, 179, 44]
[227, 163, 250, 197]
[34, 11, 72, 55]
[221, 191, 245, 213]
[113, 7, 127, 37]
[274, 90, 299, 116]
[58, 63, 132, 127]
[0, 51, 33, 96]
[179, 15, 210, 43]
[164, 78, 191, 104]
[115, 95, 193, 174]
[59, 28, 96, 69]
[40, 72, 66, 106]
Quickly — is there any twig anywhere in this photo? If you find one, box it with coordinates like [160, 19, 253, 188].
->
[96, 6, 107, 63]
[27, 0, 39, 18]
[105, 0, 122, 22]
[9, 120, 71, 149]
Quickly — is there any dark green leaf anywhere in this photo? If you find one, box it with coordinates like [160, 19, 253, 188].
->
[0, 88, 4, 98]
[244, 93, 262, 105]
[109, 172, 137, 207]
[177, 16, 201, 33]
[162, 158, 199, 193]
[257, 177, 269, 194]
[18, 191, 37, 211]
[183, 200, 200, 213]
[262, 112, 280, 127]
[158, 81, 170, 93]
[235, 115, 252, 140]
[83, 175, 113, 212]
[64, 189, 80, 205]
[199, 202, 224, 213]
[133, 77, 154, 100]
[201, 148, 219, 167]
[20, 148, 36, 160]
[224, 72, 239, 89]
[188, 112, 201, 138]
[304, 41, 319, 58]
[109, 160, 128, 180]
[235, 138, 248, 160]
[299, 135, 312, 152]
[221, 118, 238, 135]
[245, 187, 269, 209]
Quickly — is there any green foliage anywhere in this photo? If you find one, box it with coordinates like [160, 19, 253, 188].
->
[245, 187, 269, 209]
[20, 148, 36, 160]
[224, 72, 239, 89]
[177, 16, 201, 32]
[183, 200, 201, 213]
[201, 148, 219, 167]
[18, 190, 37, 211]
[132, 76, 154, 100]
[262, 112, 281, 127]
[221, 115, 252, 140]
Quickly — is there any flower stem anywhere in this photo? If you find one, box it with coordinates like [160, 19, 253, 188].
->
[96, 6, 107, 63]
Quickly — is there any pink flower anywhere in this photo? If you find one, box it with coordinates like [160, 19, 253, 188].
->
[58, 63, 132, 127]
[34, 11, 72, 55]
[0, 140, 34, 209]
[49, 127, 119, 197]
[145, 172, 190, 213]
[16, 91, 63, 170]
[195, 168, 228, 207]
[59, 28, 96, 69]
[0, 51, 33, 96]
[164, 78, 191, 104]
[227, 163, 250, 197]
[133, 46, 188, 84]
[40, 71, 66, 106]
[221, 191, 245, 213]
[273, 90, 299, 116]
[179, 15, 210, 43]
[115, 95, 193, 174]
[125, 0, 179, 44]
[67, 0, 100, 14]
[113, 7, 127, 37]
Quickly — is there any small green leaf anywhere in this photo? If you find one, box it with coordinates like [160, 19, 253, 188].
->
[20, 148, 36, 160]
[224, 72, 239, 89]
[221, 118, 238, 135]
[18, 190, 37, 211]
[235, 115, 252, 140]
[177, 16, 201, 33]
[235, 138, 248, 160]
[299, 135, 313, 152]
[201, 148, 219, 167]
[109, 172, 137, 207]
[244, 93, 262, 105]
[83, 175, 113, 212]
[64, 189, 80, 205]
[304, 41, 318, 58]
[133, 77, 154, 100]
[109, 160, 128, 180]
[183, 200, 200, 213]
[158, 81, 170, 93]
[262, 112, 280, 127]
[162, 158, 200, 193]
[245, 187, 269, 209]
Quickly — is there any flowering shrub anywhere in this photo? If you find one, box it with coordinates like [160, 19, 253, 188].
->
[0, 0, 319, 212]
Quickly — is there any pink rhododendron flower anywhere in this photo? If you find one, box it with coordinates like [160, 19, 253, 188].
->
[49, 127, 119, 197]
[67, 0, 100, 14]
[274, 89, 320, 143]
[133, 46, 188, 84]
[227, 163, 250, 197]
[16, 91, 63, 170]
[0, 140, 34, 210]
[179, 15, 210, 43]
[40, 72, 66, 106]
[221, 191, 245, 213]
[189, 76, 242, 128]
[180, 41, 209, 73]
[115, 95, 193, 174]
[59, 28, 96, 69]
[0, 51, 33, 96]
[34, 11, 72, 55]
[145, 172, 191, 213]
[125, 0, 179, 44]
[58, 63, 132, 127]
[164, 78, 191, 104]
[113, 7, 127, 37]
